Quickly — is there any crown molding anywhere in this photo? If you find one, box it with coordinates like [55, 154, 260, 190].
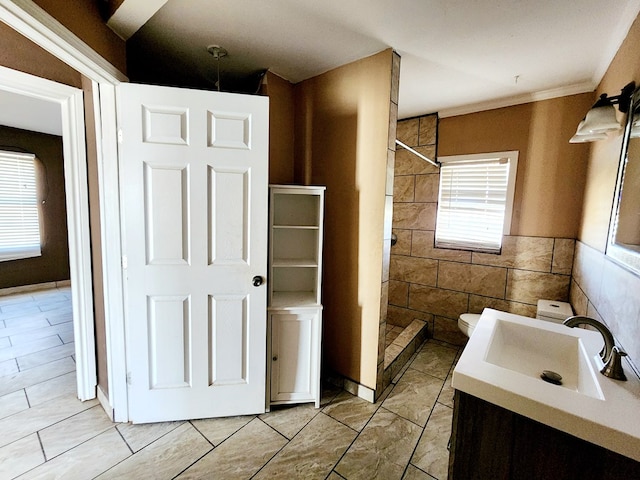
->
[0, 0, 127, 83]
[438, 81, 596, 118]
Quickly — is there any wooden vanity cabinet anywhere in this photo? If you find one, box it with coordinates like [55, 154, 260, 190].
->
[449, 390, 640, 479]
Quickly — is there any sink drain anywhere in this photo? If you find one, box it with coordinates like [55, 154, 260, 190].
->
[540, 370, 563, 385]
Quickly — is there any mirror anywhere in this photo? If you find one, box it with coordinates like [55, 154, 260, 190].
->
[607, 87, 640, 274]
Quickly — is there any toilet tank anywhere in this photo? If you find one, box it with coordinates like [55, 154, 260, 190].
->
[536, 299, 573, 324]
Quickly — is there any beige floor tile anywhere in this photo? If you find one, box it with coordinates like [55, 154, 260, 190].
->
[17, 342, 75, 371]
[40, 405, 114, 459]
[438, 373, 454, 408]
[37, 301, 71, 313]
[18, 428, 131, 480]
[403, 464, 436, 479]
[0, 335, 63, 363]
[323, 390, 379, 431]
[320, 382, 343, 407]
[259, 403, 320, 439]
[254, 413, 356, 480]
[0, 390, 29, 420]
[25, 371, 77, 406]
[410, 343, 457, 380]
[45, 311, 73, 325]
[0, 287, 464, 480]
[9, 323, 73, 346]
[58, 330, 74, 344]
[0, 318, 50, 337]
[0, 393, 97, 449]
[335, 408, 422, 480]
[190, 415, 254, 446]
[96, 423, 211, 480]
[0, 358, 18, 376]
[117, 420, 185, 453]
[410, 403, 453, 480]
[327, 473, 347, 480]
[0, 357, 76, 397]
[178, 418, 287, 479]
[382, 368, 443, 426]
[0, 433, 44, 479]
[0, 305, 43, 321]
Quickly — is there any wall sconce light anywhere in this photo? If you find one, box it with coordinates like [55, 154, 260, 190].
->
[570, 82, 636, 143]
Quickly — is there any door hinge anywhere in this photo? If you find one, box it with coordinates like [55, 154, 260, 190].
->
[121, 255, 128, 270]
[117, 129, 123, 144]
[126, 372, 132, 385]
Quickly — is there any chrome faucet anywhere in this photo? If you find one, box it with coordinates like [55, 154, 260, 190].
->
[563, 316, 627, 381]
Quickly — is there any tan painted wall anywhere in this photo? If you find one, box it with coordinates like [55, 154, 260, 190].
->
[294, 49, 393, 389]
[439, 94, 593, 238]
[0, 127, 70, 288]
[580, 14, 640, 252]
[573, 13, 640, 376]
[0, 22, 81, 88]
[264, 72, 295, 184]
[32, 0, 127, 74]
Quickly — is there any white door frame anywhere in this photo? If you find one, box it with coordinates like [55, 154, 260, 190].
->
[0, 65, 96, 399]
[0, 0, 130, 419]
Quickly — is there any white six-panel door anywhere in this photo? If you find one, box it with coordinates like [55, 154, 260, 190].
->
[117, 83, 269, 423]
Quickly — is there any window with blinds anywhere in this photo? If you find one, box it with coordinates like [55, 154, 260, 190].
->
[0, 151, 42, 262]
[435, 151, 518, 253]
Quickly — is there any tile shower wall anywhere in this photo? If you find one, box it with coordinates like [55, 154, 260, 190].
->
[389, 115, 576, 346]
[376, 51, 401, 397]
[571, 241, 640, 379]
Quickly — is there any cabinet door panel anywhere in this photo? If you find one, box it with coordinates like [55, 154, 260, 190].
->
[270, 310, 319, 403]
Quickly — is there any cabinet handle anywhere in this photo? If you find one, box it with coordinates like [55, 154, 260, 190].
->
[272, 355, 278, 361]
[252, 276, 264, 287]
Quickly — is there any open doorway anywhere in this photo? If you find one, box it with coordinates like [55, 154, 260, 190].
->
[0, 65, 96, 401]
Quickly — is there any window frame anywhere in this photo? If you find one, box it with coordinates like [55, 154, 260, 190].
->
[0, 150, 42, 262]
[434, 150, 519, 253]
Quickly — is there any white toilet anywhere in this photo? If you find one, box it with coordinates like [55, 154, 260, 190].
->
[457, 299, 573, 338]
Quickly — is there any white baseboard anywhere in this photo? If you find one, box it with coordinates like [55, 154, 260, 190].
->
[97, 385, 115, 422]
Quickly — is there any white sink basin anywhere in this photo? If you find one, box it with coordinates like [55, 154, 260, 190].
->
[485, 318, 604, 399]
[452, 309, 640, 462]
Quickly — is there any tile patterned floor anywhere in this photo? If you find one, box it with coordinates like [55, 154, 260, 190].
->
[0, 287, 462, 480]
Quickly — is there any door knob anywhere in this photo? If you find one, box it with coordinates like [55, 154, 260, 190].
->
[252, 275, 264, 287]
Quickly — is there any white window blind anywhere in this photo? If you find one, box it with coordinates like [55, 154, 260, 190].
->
[435, 152, 518, 253]
[0, 151, 42, 262]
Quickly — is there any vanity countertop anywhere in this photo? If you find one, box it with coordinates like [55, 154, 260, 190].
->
[452, 309, 640, 462]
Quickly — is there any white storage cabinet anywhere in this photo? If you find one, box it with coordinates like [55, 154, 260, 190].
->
[267, 185, 325, 407]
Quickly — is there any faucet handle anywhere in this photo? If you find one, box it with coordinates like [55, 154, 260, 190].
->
[600, 346, 627, 381]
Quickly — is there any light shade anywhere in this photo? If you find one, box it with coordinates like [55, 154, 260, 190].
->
[570, 120, 608, 143]
[631, 115, 640, 138]
[578, 104, 621, 134]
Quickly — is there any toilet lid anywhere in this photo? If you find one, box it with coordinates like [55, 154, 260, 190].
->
[460, 313, 481, 328]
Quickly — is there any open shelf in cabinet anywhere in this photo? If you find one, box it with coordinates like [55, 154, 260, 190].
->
[272, 193, 320, 227]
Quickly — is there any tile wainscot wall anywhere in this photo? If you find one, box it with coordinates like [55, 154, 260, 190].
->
[389, 115, 575, 347]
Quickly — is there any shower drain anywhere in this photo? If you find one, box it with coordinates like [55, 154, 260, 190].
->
[540, 370, 563, 385]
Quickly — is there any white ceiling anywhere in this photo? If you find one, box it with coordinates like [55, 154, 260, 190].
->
[0, 89, 62, 136]
[115, 0, 640, 119]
